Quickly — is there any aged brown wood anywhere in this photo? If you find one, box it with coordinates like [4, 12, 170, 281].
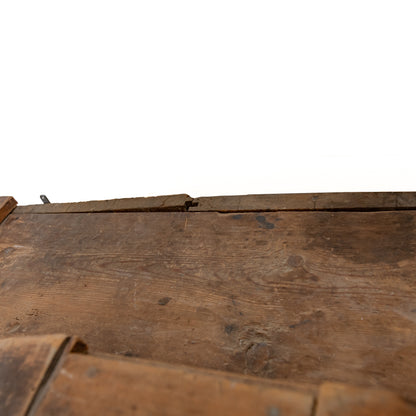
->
[34, 352, 315, 416]
[14, 192, 416, 215]
[1, 209, 416, 401]
[0, 196, 17, 224]
[190, 192, 416, 212]
[13, 194, 192, 214]
[315, 382, 416, 416]
[0, 334, 69, 416]
[2, 333, 413, 415]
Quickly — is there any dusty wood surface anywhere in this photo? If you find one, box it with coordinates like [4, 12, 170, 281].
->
[1, 210, 416, 401]
[190, 192, 416, 211]
[0, 334, 69, 416]
[14, 194, 192, 214]
[35, 352, 314, 416]
[0, 196, 17, 223]
[2, 333, 414, 416]
[315, 382, 416, 416]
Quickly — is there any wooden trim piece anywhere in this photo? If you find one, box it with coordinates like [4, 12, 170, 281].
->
[315, 382, 416, 416]
[190, 192, 416, 212]
[12, 192, 416, 214]
[0, 196, 17, 223]
[13, 194, 193, 214]
[0, 334, 71, 416]
[34, 350, 315, 416]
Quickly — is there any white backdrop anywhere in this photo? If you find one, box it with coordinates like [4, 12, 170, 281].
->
[1, 1, 415, 205]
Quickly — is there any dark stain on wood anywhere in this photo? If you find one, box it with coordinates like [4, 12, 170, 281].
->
[158, 297, 172, 306]
[256, 215, 275, 229]
[225, 324, 238, 334]
[289, 319, 312, 329]
[123, 351, 140, 358]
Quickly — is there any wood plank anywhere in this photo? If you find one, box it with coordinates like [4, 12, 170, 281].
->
[190, 192, 416, 212]
[0, 210, 416, 400]
[0, 334, 70, 416]
[13, 194, 192, 214]
[315, 382, 416, 416]
[0, 196, 17, 223]
[34, 352, 315, 416]
[2, 333, 412, 415]
[13, 192, 416, 215]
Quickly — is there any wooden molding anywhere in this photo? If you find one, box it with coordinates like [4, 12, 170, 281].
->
[190, 192, 416, 212]
[14, 194, 192, 214]
[0, 196, 17, 223]
[13, 192, 416, 214]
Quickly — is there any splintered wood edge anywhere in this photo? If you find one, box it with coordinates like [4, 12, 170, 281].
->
[0, 197, 17, 223]
[13, 194, 193, 214]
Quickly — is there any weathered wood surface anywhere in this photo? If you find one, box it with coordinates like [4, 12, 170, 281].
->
[1, 333, 414, 416]
[13, 194, 192, 214]
[0, 196, 17, 223]
[0, 334, 69, 416]
[13, 192, 416, 214]
[315, 382, 416, 416]
[35, 352, 315, 416]
[190, 192, 416, 211]
[1, 210, 416, 401]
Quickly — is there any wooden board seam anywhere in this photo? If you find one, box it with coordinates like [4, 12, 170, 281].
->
[25, 336, 86, 416]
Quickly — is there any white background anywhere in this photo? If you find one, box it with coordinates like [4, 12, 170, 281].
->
[1, 1, 415, 205]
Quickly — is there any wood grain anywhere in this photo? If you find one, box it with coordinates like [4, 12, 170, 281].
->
[14, 194, 192, 214]
[0, 196, 17, 224]
[0, 334, 69, 416]
[0, 210, 416, 401]
[315, 382, 416, 416]
[190, 192, 416, 211]
[34, 352, 314, 416]
[2, 333, 413, 415]
[14, 192, 416, 215]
